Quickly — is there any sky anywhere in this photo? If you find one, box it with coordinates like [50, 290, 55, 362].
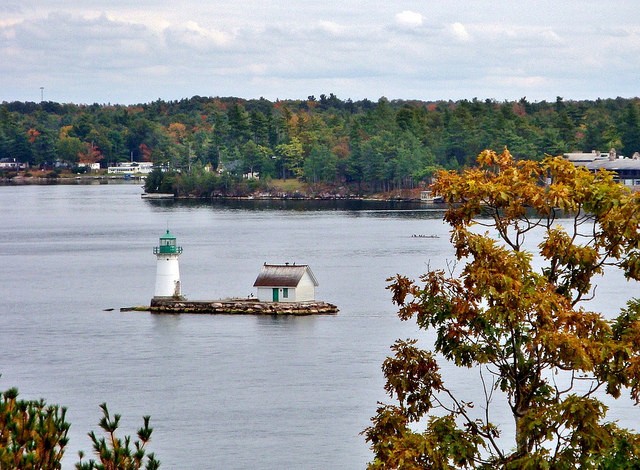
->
[1, 1, 639, 105]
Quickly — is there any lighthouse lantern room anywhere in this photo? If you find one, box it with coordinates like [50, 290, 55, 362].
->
[153, 230, 183, 298]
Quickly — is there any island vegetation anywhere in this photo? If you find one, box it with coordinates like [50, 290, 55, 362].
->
[365, 150, 640, 468]
[2, 95, 640, 198]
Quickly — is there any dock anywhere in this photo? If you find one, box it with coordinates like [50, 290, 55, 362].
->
[141, 297, 339, 315]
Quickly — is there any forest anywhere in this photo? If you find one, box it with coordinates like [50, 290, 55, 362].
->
[2, 94, 640, 195]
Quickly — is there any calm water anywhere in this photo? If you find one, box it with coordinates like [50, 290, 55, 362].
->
[0, 183, 637, 469]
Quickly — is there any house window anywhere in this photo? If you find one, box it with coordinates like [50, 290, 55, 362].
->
[282, 288, 289, 298]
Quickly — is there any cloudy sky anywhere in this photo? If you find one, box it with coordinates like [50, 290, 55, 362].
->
[2, 1, 639, 105]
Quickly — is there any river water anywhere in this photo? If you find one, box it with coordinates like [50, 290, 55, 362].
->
[0, 182, 637, 469]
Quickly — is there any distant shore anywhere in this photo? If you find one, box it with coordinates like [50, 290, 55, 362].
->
[0, 172, 144, 184]
[1, 171, 432, 202]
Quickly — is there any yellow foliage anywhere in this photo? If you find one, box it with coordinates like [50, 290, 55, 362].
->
[368, 150, 640, 468]
[59, 125, 73, 139]
[167, 122, 188, 142]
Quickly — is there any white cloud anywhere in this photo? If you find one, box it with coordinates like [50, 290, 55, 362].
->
[104, 12, 172, 33]
[489, 72, 550, 89]
[165, 21, 231, 50]
[317, 20, 346, 37]
[541, 29, 562, 44]
[395, 10, 423, 29]
[0, 2, 22, 14]
[449, 22, 470, 42]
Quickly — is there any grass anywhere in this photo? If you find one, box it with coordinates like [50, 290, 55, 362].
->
[267, 178, 306, 192]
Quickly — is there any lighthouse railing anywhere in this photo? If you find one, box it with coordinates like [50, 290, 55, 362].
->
[154, 246, 183, 254]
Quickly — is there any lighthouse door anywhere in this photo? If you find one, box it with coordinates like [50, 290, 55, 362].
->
[272, 288, 279, 302]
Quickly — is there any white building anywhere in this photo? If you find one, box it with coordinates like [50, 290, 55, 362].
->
[253, 263, 319, 302]
[78, 162, 101, 171]
[0, 158, 28, 170]
[565, 150, 640, 189]
[108, 161, 154, 175]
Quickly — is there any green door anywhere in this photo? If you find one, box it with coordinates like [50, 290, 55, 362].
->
[272, 288, 279, 302]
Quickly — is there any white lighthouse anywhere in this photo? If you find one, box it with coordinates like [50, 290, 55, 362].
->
[153, 230, 183, 298]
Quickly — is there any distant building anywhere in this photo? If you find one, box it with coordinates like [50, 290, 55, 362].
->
[565, 149, 640, 189]
[253, 263, 319, 302]
[78, 162, 101, 171]
[0, 158, 28, 170]
[564, 151, 609, 163]
[107, 161, 154, 175]
[420, 190, 444, 203]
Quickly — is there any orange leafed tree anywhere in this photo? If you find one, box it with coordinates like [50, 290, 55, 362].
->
[139, 143, 153, 162]
[78, 143, 103, 165]
[365, 149, 640, 468]
[167, 122, 188, 143]
[27, 128, 41, 143]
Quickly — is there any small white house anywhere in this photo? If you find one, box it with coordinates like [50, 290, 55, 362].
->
[78, 162, 101, 171]
[253, 263, 319, 302]
[0, 158, 28, 170]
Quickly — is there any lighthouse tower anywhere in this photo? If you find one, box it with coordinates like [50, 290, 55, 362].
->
[153, 230, 183, 298]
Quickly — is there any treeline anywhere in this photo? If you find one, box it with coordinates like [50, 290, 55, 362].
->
[2, 94, 640, 193]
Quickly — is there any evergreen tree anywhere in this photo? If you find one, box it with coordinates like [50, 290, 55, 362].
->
[620, 101, 640, 156]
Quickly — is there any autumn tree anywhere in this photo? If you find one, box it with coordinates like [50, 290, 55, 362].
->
[78, 142, 104, 166]
[4, 96, 640, 190]
[365, 149, 640, 468]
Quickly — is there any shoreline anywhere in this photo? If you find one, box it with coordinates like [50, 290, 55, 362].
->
[0, 174, 144, 185]
[0, 175, 432, 202]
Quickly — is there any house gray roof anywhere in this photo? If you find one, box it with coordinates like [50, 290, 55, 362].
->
[253, 263, 319, 287]
[565, 153, 640, 180]
[584, 159, 640, 172]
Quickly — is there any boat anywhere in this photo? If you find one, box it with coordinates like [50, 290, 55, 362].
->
[141, 192, 175, 199]
[420, 190, 444, 203]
